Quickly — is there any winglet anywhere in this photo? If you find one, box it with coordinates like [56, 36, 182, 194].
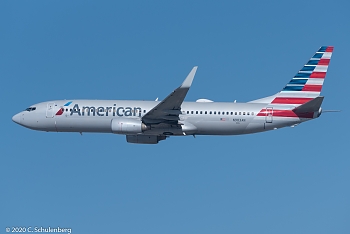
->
[180, 66, 198, 88]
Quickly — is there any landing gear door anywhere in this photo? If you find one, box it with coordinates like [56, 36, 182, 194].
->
[266, 107, 273, 123]
[46, 103, 55, 118]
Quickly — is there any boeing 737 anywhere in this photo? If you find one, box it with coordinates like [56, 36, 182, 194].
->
[12, 46, 334, 144]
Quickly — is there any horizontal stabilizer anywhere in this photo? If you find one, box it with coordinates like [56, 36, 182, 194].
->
[293, 96, 324, 113]
[196, 99, 214, 102]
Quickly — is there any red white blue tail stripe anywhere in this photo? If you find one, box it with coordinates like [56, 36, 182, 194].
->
[254, 46, 333, 119]
[274, 46, 333, 105]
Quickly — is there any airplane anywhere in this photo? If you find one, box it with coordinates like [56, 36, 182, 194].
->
[12, 46, 334, 144]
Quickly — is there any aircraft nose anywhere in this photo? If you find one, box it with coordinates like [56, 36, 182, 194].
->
[12, 113, 21, 124]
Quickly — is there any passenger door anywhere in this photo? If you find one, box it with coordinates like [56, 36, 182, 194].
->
[46, 103, 55, 118]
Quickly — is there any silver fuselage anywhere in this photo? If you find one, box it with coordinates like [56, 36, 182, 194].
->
[12, 100, 310, 136]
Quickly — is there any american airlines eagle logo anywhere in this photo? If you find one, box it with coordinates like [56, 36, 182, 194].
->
[55, 101, 72, 115]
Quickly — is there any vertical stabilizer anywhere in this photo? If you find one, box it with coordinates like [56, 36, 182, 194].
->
[250, 46, 333, 107]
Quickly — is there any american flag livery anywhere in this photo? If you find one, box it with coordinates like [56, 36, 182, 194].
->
[254, 46, 333, 119]
[276, 45, 333, 103]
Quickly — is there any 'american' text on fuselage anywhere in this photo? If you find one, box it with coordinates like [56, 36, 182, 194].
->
[69, 104, 142, 117]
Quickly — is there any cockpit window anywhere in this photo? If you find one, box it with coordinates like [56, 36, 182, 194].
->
[25, 107, 36, 112]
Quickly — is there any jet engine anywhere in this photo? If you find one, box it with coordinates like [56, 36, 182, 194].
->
[111, 118, 149, 134]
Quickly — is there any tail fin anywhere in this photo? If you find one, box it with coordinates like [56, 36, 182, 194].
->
[250, 46, 333, 106]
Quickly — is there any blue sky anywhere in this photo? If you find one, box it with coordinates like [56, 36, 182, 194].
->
[1, 1, 349, 233]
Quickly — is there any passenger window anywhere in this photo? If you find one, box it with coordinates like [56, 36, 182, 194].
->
[200, 111, 202, 114]
[196, 111, 198, 114]
[247, 112, 250, 115]
[191, 111, 194, 114]
[222, 112, 224, 115]
[235, 112, 237, 115]
[230, 112, 233, 115]
[187, 111, 189, 114]
[252, 112, 254, 115]
[243, 112, 245, 115]
[210, 111, 212, 114]
[239, 112, 241, 115]
[205, 111, 207, 114]
[214, 111, 216, 115]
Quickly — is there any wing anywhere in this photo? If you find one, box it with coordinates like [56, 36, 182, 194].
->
[142, 66, 198, 125]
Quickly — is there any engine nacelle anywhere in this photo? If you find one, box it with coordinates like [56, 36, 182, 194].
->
[111, 118, 148, 134]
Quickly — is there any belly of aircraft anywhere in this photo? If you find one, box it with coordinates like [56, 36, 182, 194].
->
[192, 119, 250, 135]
